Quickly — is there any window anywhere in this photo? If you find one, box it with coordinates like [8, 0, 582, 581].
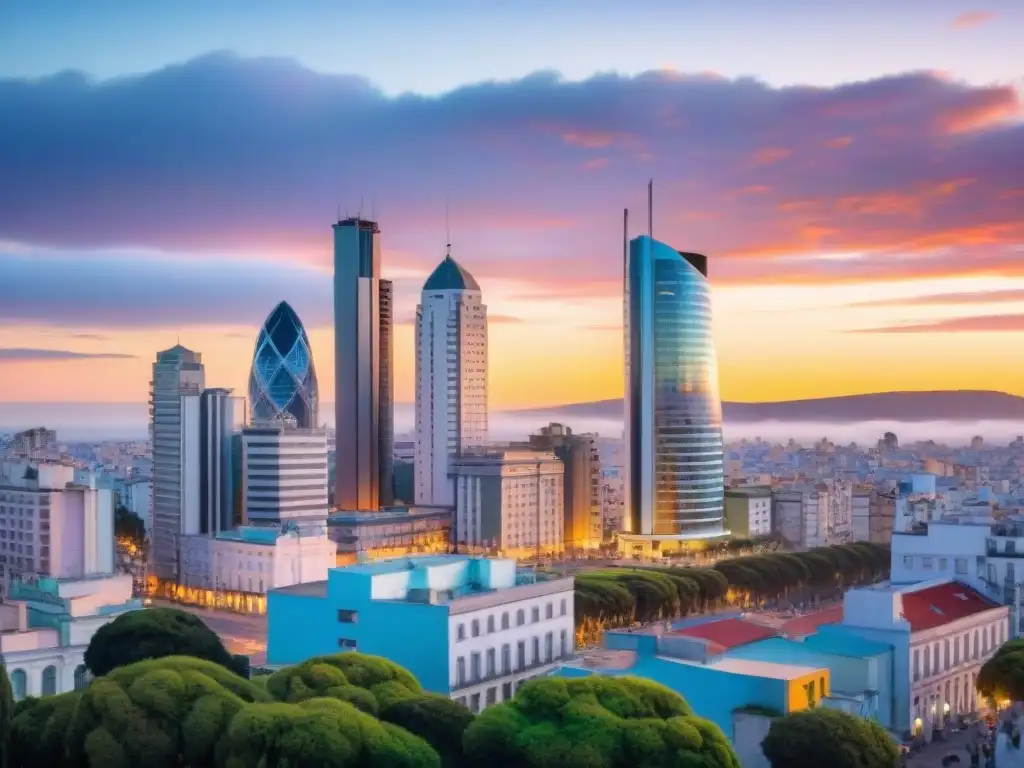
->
[486, 687, 497, 707]
[502, 681, 513, 701]
[803, 680, 817, 708]
[487, 615, 495, 633]
[532, 606, 540, 623]
[501, 612, 510, 629]
[337, 609, 358, 624]
[939, 558, 948, 571]
[41, 665, 57, 696]
[516, 609, 525, 626]
[560, 599, 567, 616]
[545, 632, 553, 662]
[457, 623, 466, 641]
[545, 602, 553, 619]
[532, 636, 540, 665]
[470, 693, 480, 713]
[502, 644, 511, 674]
[819, 676, 826, 698]
[74, 665, 89, 692]
[471, 652, 481, 682]
[338, 638, 357, 649]
[922, 557, 933, 570]
[903, 556, 913, 568]
[913, 649, 921, 681]
[471, 619, 480, 637]
[954, 637, 961, 665]
[9, 669, 26, 701]
[560, 630, 568, 658]
[955, 558, 968, 575]
[517, 640, 526, 669]
[486, 648, 496, 676]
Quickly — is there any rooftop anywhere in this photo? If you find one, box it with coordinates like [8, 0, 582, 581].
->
[901, 581, 1003, 632]
[423, 254, 480, 292]
[327, 505, 453, 524]
[669, 617, 778, 651]
[216, 526, 281, 545]
[779, 605, 844, 637]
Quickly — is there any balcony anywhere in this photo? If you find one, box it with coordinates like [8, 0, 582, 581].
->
[451, 652, 572, 692]
[986, 545, 1024, 559]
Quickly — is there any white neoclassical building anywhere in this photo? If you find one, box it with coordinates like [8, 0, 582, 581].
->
[0, 573, 140, 699]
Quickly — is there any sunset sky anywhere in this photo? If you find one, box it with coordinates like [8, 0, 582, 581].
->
[1, 0, 1022, 412]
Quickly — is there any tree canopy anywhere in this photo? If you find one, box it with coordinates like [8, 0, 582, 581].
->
[83, 606, 244, 677]
[760, 707, 899, 768]
[977, 639, 1024, 702]
[462, 675, 741, 768]
[0, 662, 12, 768]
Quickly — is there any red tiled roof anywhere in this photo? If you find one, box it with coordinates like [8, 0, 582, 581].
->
[901, 582, 1002, 632]
[670, 618, 778, 650]
[780, 605, 844, 637]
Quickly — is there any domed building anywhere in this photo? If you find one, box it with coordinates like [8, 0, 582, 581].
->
[248, 301, 319, 428]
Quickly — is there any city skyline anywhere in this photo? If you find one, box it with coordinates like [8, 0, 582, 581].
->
[1, 2, 1023, 410]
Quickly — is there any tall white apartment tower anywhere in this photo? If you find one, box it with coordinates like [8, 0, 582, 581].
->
[414, 253, 488, 507]
[150, 345, 205, 580]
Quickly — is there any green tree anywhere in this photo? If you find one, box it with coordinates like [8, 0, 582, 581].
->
[462, 676, 741, 768]
[223, 697, 440, 768]
[978, 640, 1024, 702]
[113, 505, 146, 544]
[7, 692, 81, 768]
[83, 606, 244, 677]
[66, 655, 271, 768]
[0, 662, 12, 768]
[381, 694, 474, 768]
[761, 708, 899, 768]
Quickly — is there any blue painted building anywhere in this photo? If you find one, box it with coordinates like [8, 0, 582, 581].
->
[267, 555, 575, 712]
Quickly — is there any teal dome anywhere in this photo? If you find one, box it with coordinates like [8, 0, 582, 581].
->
[423, 255, 479, 291]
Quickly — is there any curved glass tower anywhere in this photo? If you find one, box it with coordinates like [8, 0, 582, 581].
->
[249, 301, 319, 428]
[625, 235, 725, 539]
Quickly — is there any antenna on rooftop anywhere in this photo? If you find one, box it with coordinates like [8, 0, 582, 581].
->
[371, 194, 377, 222]
[648, 179, 653, 238]
[445, 197, 452, 257]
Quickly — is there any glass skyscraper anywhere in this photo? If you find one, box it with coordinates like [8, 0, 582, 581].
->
[248, 301, 320, 429]
[624, 235, 726, 542]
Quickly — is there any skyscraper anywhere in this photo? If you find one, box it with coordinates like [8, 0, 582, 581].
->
[248, 301, 320, 429]
[414, 253, 488, 506]
[199, 388, 245, 535]
[623, 225, 726, 551]
[333, 218, 394, 510]
[150, 344, 205, 579]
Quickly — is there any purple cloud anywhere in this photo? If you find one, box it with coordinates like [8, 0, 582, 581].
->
[0, 348, 135, 360]
[0, 52, 1021, 299]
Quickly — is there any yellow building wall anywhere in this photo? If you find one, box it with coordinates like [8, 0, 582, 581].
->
[786, 668, 831, 713]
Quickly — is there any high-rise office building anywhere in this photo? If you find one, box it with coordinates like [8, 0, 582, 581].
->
[332, 218, 393, 510]
[241, 424, 329, 532]
[150, 345, 204, 580]
[199, 388, 245, 536]
[249, 301, 320, 429]
[414, 253, 488, 507]
[622, 225, 726, 553]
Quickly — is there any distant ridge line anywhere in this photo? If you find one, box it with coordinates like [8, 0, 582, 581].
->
[509, 390, 1024, 424]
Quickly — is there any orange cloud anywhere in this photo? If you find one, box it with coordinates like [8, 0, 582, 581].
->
[950, 10, 996, 29]
[824, 137, 853, 149]
[936, 89, 1021, 134]
[753, 147, 792, 166]
[852, 314, 1024, 334]
[561, 131, 616, 148]
[847, 289, 1024, 308]
[581, 157, 608, 171]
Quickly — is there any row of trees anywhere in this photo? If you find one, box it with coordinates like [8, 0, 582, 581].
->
[575, 542, 891, 642]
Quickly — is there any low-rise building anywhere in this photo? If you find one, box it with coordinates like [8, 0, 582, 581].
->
[451, 451, 564, 555]
[724, 487, 772, 539]
[172, 525, 337, 613]
[0, 573, 141, 699]
[266, 555, 575, 713]
[326, 506, 452, 564]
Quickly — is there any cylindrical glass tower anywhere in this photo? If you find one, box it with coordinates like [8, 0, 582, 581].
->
[626, 236, 725, 538]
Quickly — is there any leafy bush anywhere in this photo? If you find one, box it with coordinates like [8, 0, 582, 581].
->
[761, 707, 899, 768]
[381, 693, 474, 768]
[65, 655, 270, 768]
[462, 675, 740, 768]
[8, 691, 81, 768]
[83, 607, 239, 677]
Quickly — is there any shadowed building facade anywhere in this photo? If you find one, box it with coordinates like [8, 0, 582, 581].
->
[622, 235, 727, 554]
[332, 218, 394, 511]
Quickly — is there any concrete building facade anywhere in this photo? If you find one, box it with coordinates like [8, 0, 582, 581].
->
[266, 555, 575, 713]
[527, 424, 601, 549]
[724, 487, 772, 539]
[414, 254, 488, 508]
[241, 425, 329, 532]
[451, 451, 564, 554]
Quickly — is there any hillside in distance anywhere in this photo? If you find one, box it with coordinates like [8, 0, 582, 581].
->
[512, 390, 1024, 424]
